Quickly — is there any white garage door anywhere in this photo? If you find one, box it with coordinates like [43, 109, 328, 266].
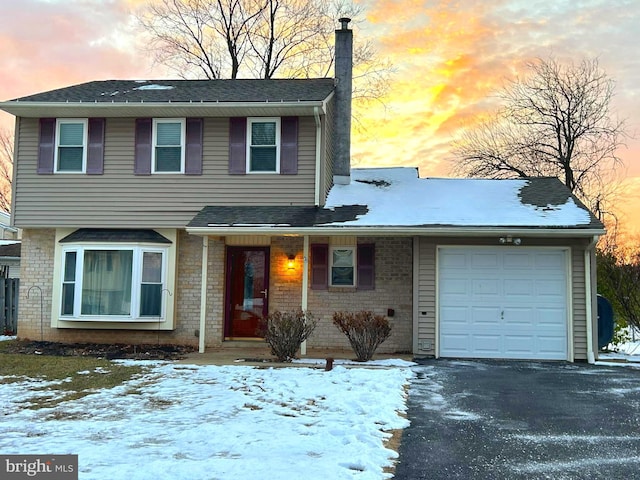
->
[438, 247, 568, 360]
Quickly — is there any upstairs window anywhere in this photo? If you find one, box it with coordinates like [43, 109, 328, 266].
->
[153, 119, 185, 173]
[56, 119, 88, 172]
[247, 118, 280, 173]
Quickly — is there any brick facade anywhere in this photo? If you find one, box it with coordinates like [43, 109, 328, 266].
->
[17, 229, 414, 354]
[306, 237, 413, 353]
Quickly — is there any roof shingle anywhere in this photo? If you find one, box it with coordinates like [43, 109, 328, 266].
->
[8, 78, 336, 104]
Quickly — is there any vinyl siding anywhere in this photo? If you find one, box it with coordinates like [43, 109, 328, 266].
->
[13, 116, 319, 228]
[416, 239, 436, 355]
[572, 246, 587, 360]
[321, 97, 336, 204]
[416, 236, 592, 361]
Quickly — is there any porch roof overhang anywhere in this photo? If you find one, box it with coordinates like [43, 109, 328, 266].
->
[185, 205, 605, 238]
[186, 225, 606, 238]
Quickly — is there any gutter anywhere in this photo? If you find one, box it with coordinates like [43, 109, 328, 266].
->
[186, 226, 606, 238]
[584, 235, 600, 364]
[314, 107, 322, 206]
[0, 100, 329, 117]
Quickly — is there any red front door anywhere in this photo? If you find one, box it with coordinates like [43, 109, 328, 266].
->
[225, 247, 269, 338]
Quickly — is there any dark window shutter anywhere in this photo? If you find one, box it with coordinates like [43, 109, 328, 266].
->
[86, 118, 105, 175]
[229, 117, 246, 175]
[134, 118, 152, 175]
[357, 244, 375, 290]
[311, 243, 329, 290]
[280, 116, 298, 175]
[38, 118, 55, 174]
[185, 118, 203, 175]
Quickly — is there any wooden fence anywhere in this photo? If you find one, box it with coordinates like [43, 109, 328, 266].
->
[0, 278, 19, 335]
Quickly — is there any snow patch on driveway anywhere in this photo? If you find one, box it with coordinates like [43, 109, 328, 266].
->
[410, 366, 482, 421]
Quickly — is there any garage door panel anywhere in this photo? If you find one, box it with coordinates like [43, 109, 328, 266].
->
[440, 278, 469, 296]
[536, 252, 566, 268]
[472, 335, 501, 355]
[537, 307, 567, 327]
[503, 279, 535, 299]
[440, 252, 468, 269]
[471, 253, 499, 269]
[439, 247, 568, 360]
[470, 307, 501, 325]
[503, 252, 533, 269]
[537, 336, 567, 356]
[503, 307, 534, 325]
[472, 279, 500, 296]
[440, 306, 468, 325]
[537, 279, 566, 298]
[440, 334, 472, 355]
[504, 335, 535, 355]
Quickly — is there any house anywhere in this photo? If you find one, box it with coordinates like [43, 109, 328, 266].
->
[0, 211, 22, 279]
[0, 19, 605, 362]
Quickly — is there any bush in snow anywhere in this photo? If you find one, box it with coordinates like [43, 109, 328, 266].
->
[259, 310, 317, 362]
[332, 310, 391, 362]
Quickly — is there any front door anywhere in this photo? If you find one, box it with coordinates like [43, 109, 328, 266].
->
[225, 247, 270, 338]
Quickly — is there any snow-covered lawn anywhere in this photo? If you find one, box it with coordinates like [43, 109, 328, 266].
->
[598, 340, 640, 366]
[0, 355, 413, 480]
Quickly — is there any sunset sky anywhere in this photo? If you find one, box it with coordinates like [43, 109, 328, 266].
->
[1, 0, 639, 236]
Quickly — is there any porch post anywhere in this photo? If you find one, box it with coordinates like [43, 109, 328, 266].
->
[198, 236, 209, 353]
[300, 235, 310, 355]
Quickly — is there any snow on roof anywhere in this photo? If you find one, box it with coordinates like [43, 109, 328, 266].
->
[134, 84, 175, 91]
[325, 168, 592, 227]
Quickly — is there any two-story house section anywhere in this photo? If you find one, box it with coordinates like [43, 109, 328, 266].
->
[1, 19, 606, 362]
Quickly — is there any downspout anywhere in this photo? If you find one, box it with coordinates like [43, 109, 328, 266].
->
[300, 235, 310, 355]
[314, 107, 322, 206]
[198, 236, 209, 353]
[584, 235, 599, 364]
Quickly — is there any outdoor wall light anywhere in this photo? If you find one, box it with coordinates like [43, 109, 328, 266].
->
[287, 254, 296, 270]
[499, 236, 522, 245]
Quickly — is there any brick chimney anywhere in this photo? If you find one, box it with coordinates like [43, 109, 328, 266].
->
[333, 17, 353, 185]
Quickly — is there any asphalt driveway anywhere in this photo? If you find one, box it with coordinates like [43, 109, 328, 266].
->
[394, 359, 640, 479]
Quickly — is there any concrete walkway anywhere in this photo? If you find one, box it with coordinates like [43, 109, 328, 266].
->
[177, 344, 415, 367]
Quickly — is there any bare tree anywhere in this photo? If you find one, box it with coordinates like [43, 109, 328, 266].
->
[0, 129, 13, 213]
[138, 0, 266, 79]
[0, 129, 13, 212]
[597, 245, 640, 332]
[136, 0, 391, 101]
[452, 58, 627, 212]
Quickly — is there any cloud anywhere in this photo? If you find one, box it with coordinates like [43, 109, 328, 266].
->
[0, 0, 171, 131]
[0, 1, 164, 101]
[353, 0, 640, 186]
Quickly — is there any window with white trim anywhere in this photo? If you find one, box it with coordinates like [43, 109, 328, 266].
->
[153, 118, 185, 173]
[56, 119, 88, 172]
[60, 245, 168, 320]
[330, 246, 356, 286]
[247, 117, 280, 173]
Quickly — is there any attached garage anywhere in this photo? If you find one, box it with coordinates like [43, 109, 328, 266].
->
[438, 247, 570, 360]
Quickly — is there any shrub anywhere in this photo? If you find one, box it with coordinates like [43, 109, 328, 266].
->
[259, 310, 317, 362]
[332, 310, 392, 362]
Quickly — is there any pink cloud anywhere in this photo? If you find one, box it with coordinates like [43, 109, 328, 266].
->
[0, 1, 165, 103]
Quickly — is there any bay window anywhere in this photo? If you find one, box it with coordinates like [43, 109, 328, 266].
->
[60, 245, 167, 320]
